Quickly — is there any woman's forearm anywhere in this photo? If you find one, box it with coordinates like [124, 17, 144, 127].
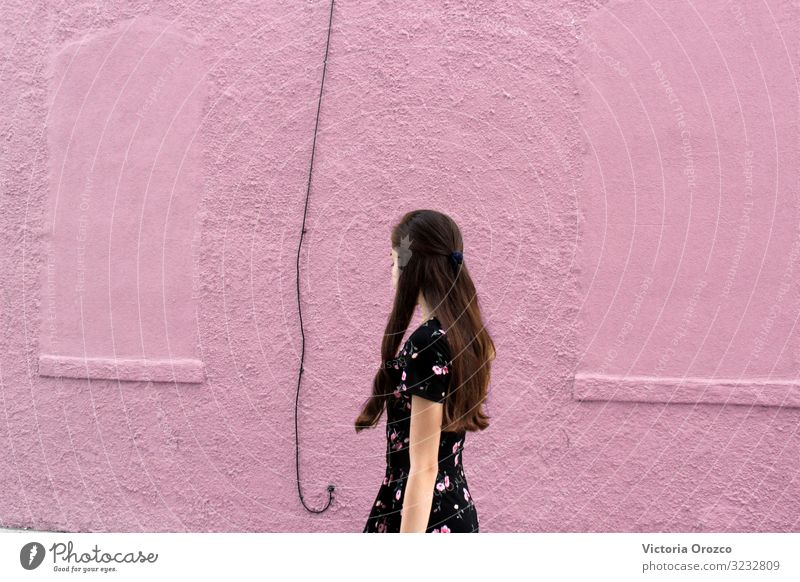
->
[399, 468, 438, 532]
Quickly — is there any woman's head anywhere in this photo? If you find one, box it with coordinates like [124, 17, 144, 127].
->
[389, 210, 462, 294]
[356, 209, 495, 434]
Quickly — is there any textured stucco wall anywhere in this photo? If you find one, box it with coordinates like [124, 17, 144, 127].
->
[0, 0, 798, 533]
[571, 0, 800, 532]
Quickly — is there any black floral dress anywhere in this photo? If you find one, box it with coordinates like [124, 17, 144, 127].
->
[363, 316, 479, 533]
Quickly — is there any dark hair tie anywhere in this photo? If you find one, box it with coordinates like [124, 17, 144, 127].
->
[449, 250, 464, 268]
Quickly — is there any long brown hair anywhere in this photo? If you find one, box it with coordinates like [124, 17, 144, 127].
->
[354, 209, 495, 434]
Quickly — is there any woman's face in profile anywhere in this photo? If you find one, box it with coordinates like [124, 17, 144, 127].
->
[391, 248, 400, 290]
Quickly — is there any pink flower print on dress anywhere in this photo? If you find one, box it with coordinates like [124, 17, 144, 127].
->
[377, 520, 387, 533]
[436, 480, 445, 492]
[455, 453, 459, 466]
[440, 525, 451, 533]
[444, 475, 450, 487]
[411, 351, 418, 359]
[432, 365, 445, 375]
[452, 442, 459, 454]
[390, 429, 398, 442]
[432, 528, 440, 533]
[395, 489, 401, 501]
[401, 370, 406, 381]
[463, 488, 470, 502]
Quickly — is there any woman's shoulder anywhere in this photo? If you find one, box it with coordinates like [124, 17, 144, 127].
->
[408, 317, 443, 339]
[407, 317, 450, 355]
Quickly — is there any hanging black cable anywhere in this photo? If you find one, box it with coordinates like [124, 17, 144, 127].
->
[294, 0, 335, 514]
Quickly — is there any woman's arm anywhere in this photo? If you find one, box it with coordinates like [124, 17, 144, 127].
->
[400, 395, 443, 533]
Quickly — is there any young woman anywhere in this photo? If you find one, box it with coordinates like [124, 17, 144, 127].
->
[356, 209, 495, 533]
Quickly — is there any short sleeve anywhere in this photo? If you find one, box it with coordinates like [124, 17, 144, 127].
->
[398, 326, 451, 403]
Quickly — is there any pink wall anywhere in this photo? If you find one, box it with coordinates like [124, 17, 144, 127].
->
[1, 1, 799, 532]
